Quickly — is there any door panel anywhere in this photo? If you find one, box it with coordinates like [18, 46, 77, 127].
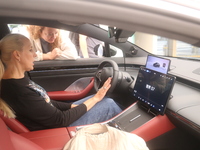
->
[29, 68, 96, 91]
[29, 58, 124, 91]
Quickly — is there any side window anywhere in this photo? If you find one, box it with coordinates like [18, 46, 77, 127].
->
[7, 24, 113, 60]
[7, 24, 79, 61]
[8, 24, 30, 38]
[7, 24, 124, 59]
[7, 24, 21, 33]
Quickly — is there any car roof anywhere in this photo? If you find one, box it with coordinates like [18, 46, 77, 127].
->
[1, 0, 200, 47]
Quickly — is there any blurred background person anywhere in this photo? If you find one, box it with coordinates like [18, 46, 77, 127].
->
[69, 32, 103, 58]
[28, 25, 78, 61]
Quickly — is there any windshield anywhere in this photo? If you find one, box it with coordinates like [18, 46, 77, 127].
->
[128, 32, 200, 60]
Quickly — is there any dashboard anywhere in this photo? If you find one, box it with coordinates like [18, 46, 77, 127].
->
[68, 65, 200, 141]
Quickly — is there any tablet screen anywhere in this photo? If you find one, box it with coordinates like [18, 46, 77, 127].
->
[145, 55, 171, 74]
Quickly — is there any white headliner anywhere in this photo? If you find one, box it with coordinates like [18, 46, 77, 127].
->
[0, 0, 200, 46]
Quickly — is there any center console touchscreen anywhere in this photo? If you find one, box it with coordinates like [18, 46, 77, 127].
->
[132, 67, 176, 115]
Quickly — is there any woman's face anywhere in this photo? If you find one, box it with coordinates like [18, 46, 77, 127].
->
[40, 27, 59, 43]
[19, 38, 37, 71]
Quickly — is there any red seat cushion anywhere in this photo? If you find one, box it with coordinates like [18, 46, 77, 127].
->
[0, 118, 43, 150]
[20, 128, 70, 150]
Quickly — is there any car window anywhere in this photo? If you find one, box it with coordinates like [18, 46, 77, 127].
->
[7, 24, 124, 60]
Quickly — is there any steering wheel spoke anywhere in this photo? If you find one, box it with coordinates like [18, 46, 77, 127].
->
[95, 70, 102, 81]
[94, 60, 119, 93]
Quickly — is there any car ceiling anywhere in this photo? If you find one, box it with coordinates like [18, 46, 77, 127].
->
[1, 0, 200, 47]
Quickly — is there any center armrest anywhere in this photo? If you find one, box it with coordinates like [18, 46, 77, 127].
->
[67, 102, 176, 142]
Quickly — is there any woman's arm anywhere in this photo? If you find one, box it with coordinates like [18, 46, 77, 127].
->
[83, 77, 111, 111]
[42, 48, 61, 60]
[51, 100, 72, 111]
[57, 39, 79, 60]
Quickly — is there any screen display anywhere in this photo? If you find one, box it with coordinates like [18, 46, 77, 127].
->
[145, 55, 171, 74]
[132, 67, 176, 115]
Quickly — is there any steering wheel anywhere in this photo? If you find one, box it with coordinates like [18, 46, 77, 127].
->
[94, 60, 119, 93]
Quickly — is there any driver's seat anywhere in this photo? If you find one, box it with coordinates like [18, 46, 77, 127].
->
[0, 118, 43, 150]
[0, 110, 30, 134]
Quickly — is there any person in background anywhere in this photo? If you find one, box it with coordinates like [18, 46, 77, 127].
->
[0, 34, 122, 131]
[28, 26, 78, 61]
[69, 32, 103, 58]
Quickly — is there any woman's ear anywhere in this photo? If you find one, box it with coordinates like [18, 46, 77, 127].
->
[12, 50, 21, 62]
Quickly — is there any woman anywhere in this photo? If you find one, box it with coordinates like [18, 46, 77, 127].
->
[28, 26, 78, 61]
[0, 34, 122, 131]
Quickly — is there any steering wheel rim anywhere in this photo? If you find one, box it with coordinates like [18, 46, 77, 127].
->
[94, 60, 119, 93]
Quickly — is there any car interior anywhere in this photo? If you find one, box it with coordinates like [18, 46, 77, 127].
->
[0, 1, 200, 149]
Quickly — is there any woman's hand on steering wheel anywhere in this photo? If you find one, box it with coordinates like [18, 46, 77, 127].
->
[94, 60, 119, 93]
[93, 77, 112, 102]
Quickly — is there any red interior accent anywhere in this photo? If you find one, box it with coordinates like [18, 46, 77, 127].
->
[47, 78, 94, 101]
[67, 114, 176, 142]
[20, 128, 70, 150]
[0, 110, 30, 134]
[0, 118, 43, 150]
[0, 111, 70, 150]
[132, 114, 176, 142]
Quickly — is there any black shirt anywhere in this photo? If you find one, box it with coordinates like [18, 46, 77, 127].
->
[1, 76, 87, 131]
